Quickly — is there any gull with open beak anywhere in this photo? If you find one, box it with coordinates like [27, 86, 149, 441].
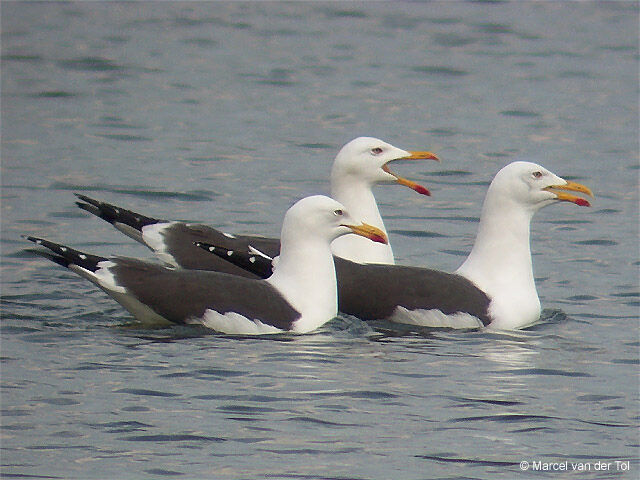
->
[74, 136, 439, 270]
[201, 162, 594, 331]
[329, 137, 438, 263]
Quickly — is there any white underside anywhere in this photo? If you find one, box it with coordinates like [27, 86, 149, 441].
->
[71, 262, 285, 332]
[108, 290, 173, 328]
[193, 310, 284, 335]
[141, 222, 180, 267]
[389, 306, 485, 329]
[69, 262, 173, 328]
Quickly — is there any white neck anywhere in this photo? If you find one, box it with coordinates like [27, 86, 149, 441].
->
[330, 176, 394, 264]
[266, 234, 338, 333]
[455, 194, 541, 329]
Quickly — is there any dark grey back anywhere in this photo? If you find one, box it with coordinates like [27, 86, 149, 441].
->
[112, 258, 300, 330]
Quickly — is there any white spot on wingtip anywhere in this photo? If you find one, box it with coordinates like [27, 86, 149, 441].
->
[79, 254, 87, 260]
[227, 250, 233, 256]
[209, 246, 215, 252]
[249, 257, 256, 263]
[60, 247, 68, 252]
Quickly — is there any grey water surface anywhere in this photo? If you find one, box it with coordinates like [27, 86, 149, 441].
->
[1, 2, 638, 479]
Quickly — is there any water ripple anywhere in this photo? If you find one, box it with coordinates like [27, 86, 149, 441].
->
[448, 413, 557, 424]
[58, 56, 125, 72]
[88, 421, 153, 433]
[389, 229, 448, 238]
[444, 395, 524, 407]
[411, 65, 469, 77]
[114, 388, 181, 397]
[416, 453, 518, 468]
[49, 182, 217, 201]
[286, 416, 360, 428]
[144, 469, 186, 477]
[503, 368, 591, 378]
[120, 434, 225, 443]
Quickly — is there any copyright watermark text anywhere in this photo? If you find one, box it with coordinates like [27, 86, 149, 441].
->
[520, 460, 630, 472]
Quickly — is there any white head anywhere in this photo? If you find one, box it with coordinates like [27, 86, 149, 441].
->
[328, 137, 437, 264]
[279, 195, 388, 249]
[487, 161, 593, 214]
[456, 161, 592, 330]
[330, 137, 437, 195]
[270, 195, 387, 333]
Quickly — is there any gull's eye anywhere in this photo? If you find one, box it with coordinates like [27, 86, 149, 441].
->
[532, 171, 543, 179]
[333, 209, 343, 216]
[371, 147, 383, 155]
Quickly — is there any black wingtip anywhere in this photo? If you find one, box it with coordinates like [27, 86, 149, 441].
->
[23, 235, 72, 268]
[74, 193, 115, 223]
[22, 235, 106, 272]
[74, 192, 101, 207]
[73, 193, 161, 229]
[22, 234, 43, 245]
[75, 200, 104, 220]
[193, 241, 273, 279]
[194, 241, 216, 253]
[24, 247, 72, 268]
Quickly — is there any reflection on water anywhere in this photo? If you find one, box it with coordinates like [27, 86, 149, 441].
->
[480, 337, 540, 369]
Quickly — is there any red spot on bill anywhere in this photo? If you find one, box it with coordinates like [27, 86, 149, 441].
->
[412, 184, 431, 196]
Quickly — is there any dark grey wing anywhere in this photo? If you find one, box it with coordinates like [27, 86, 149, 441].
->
[24, 236, 299, 331]
[75, 193, 281, 275]
[334, 258, 492, 326]
[156, 222, 280, 275]
[110, 258, 299, 330]
[187, 246, 492, 325]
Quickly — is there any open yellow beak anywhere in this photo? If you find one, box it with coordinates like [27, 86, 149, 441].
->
[380, 150, 439, 196]
[343, 222, 388, 244]
[382, 164, 432, 196]
[544, 180, 594, 207]
[404, 151, 440, 161]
